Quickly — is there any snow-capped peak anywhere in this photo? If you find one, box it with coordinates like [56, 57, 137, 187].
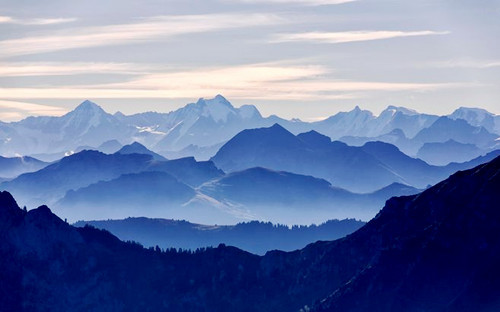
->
[196, 95, 237, 123]
[449, 107, 494, 122]
[62, 100, 109, 130]
[73, 100, 105, 115]
[238, 105, 261, 119]
[382, 105, 418, 116]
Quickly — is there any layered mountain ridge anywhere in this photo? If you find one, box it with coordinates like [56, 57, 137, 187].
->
[0, 155, 498, 311]
[0, 96, 498, 163]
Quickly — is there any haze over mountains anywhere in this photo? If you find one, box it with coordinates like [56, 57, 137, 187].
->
[0, 96, 498, 225]
[2, 155, 499, 311]
[74, 218, 365, 255]
[0, 96, 498, 165]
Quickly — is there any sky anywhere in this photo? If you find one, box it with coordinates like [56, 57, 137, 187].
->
[0, 0, 499, 121]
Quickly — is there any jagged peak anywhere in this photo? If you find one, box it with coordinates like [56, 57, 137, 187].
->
[382, 105, 419, 116]
[345, 105, 373, 117]
[74, 100, 104, 112]
[196, 95, 233, 108]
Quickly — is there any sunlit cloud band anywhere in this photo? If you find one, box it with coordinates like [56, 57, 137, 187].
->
[273, 30, 450, 44]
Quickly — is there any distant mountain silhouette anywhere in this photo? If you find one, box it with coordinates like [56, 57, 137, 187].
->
[340, 115, 499, 158]
[417, 139, 485, 165]
[7, 100, 135, 156]
[340, 128, 410, 148]
[159, 142, 224, 161]
[74, 218, 365, 255]
[97, 139, 123, 154]
[147, 156, 224, 187]
[0, 150, 152, 208]
[199, 167, 420, 222]
[449, 106, 500, 134]
[0, 156, 498, 311]
[116, 141, 167, 161]
[410, 116, 497, 153]
[313, 105, 438, 139]
[0, 150, 222, 210]
[211, 124, 405, 192]
[211, 124, 499, 192]
[52, 162, 419, 224]
[58, 171, 195, 221]
[0, 155, 48, 179]
[0, 97, 497, 163]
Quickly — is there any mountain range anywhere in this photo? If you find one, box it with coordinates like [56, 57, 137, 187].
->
[211, 123, 500, 192]
[74, 218, 365, 255]
[1, 147, 421, 224]
[0, 155, 48, 179]
[0, 96, 498, 164]
[2, 126, 498, 224]
[1, 155, 498, 311]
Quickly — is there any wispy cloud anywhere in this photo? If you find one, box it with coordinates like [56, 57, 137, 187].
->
[0, 16, 77, 26]
[228, 0, 356, 6]
[273, 30, 449, 44]
[0, 62, 156, 77]
[435, 59, 500, 69]
[0, 100, 67, 121]
[0, 14, 283, 58]
[0, 62, 462, 102]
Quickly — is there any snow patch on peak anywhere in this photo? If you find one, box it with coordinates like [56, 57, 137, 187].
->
[383, 105, 419, 116]
[238, 105, 260, 119]
[197, 95, 237, 123]
[74, 100, 104, 114]
[450, 107, 494, 122]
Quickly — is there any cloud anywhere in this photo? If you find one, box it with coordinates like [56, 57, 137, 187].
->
[0, 14, 283, 58]
[0, 100, 68, 121]
[273, 30, 450, 44]
[0, 62, 156, 77]
[0, 62, 462, 102]
[228, 0, 356, 5]
[436, 59, 500, 69]
[0, 16, 77, 25]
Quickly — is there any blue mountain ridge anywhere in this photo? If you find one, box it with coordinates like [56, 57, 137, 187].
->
[0, 155, 498, 311]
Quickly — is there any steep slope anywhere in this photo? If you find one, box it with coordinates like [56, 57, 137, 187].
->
[211, 125, 405, 192]
[311, 155, 500, 311]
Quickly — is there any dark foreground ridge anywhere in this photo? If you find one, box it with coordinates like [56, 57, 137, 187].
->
[1, 156, 499, 311]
